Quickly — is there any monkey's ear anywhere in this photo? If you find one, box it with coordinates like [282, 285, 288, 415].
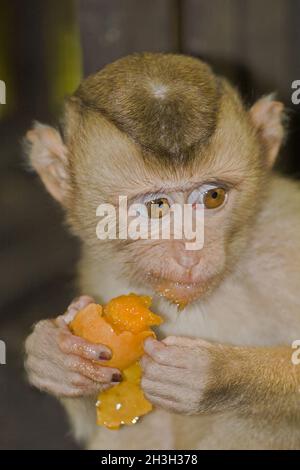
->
[249, 96, 285, 167]
[25, 122, 69, 204]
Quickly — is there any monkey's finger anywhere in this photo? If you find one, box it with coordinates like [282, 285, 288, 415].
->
[143, 393, 190, 415]
[32, 376, 110, 398]
[67, 372, 112, 394]
[64, 355, 122, 384]
[26, 356, 111, 394]
[25, 355, 55, 379]
[26, 356, 79, 384]
[140, 357, 174, 382]
[58, 331, 112, 361]
[143, 339, 189, 368]
[56, 295, 95, 326]
[141, 377, 188, 403]
[140, 356, 197, 387]
[163, 335, 212, 349]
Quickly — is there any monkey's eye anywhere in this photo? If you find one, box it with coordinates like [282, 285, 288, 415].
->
[188, 184, 227, 210]
[203, 188, 226, 209]
[146, 198, 170, 218]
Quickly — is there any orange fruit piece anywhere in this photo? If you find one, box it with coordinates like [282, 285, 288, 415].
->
[70, 294, 162, 370]
[69, 293, 162, 429]
[104, 294, 161, 334]
[96, 363, 152, 430]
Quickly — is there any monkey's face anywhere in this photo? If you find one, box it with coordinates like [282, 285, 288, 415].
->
[66, 96, 264, 307]
[26, 54, 284, 306]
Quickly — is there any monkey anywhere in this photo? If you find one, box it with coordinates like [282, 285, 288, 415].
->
[24, 53, 300, 450]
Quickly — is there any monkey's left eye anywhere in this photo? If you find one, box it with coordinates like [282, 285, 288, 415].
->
[203, 188, 226, 209]
[189, 184, 227, 210]
[146, 198, 170, 218]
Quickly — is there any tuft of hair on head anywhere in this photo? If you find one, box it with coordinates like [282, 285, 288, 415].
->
[71, 53, 224, 165]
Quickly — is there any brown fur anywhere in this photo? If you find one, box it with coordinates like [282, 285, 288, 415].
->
[72, 53, 221, 161]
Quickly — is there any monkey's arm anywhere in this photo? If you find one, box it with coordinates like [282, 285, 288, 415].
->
[141, 337, 300, 420]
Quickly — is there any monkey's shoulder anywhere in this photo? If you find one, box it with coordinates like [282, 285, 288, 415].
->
[254, 175, 300, 258]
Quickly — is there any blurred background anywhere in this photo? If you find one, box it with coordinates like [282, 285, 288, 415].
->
[0, 0, 300, 450]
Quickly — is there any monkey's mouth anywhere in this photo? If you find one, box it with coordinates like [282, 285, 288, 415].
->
[146, 274, 209, 308]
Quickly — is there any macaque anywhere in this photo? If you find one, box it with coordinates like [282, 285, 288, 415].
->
[24, 53, 300, 450]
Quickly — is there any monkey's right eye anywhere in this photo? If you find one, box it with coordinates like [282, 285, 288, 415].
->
[146, 198, 170, 218]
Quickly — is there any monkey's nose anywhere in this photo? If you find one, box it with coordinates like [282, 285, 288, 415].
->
[174, 250, 200, 269]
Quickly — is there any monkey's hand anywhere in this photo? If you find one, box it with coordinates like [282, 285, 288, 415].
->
[25, 296, 122, 398]
[141, 336, 300, 418]
[140, 336, 220, 415]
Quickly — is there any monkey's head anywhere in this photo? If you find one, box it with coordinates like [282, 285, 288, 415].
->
[26, 53, 285, 306]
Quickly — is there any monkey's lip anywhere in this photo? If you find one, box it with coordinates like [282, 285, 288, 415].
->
[158, 282, 205, 308]
[147, 275, 206, 307]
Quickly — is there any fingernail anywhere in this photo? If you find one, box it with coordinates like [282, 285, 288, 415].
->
[112, 373, 122, 383]
[99, 352, 111, 360]
[143, 338, 154, 352]
[69, 296, 88, 309]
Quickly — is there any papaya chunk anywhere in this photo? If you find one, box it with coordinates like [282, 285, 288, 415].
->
[69, 293, 163, 429]
[96, 363, 152, 430]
